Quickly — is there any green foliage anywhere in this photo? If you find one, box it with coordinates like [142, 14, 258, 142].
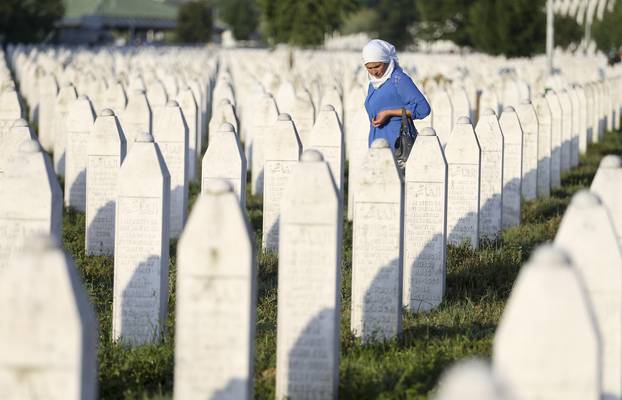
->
[0, 0, 64, 43]
[593, 1, 622, 53]
[258, 0, 358, 46]
[554, 14, 583, 50]
[372, 0, 418, 50]
[216, 0, 259, 40]
[415, 0, 475, 47]
[341, 7, 379, 35]
[467, 0, 546, 57]
[175, 0, 213, 44]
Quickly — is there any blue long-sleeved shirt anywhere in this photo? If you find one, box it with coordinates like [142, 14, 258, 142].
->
[364, 66, 431, 149]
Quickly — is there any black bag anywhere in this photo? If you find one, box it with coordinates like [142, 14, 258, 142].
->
[394, 108, 416, 167]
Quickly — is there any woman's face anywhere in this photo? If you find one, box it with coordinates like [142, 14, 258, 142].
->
[365, 62, 388, 78]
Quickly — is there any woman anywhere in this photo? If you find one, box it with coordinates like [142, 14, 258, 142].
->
[363, 39, 431, 151]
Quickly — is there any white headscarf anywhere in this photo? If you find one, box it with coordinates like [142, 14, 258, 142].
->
[362, 39, 398, 89]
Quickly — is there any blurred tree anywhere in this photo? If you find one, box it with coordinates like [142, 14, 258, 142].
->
[372, 0, 418, 49]
[217, 0, 259, 40]
[467, 0, 545, 57]
[341, 7, 379, 35]
[176, 0, 213, 43]
[0, 0, 64, 43]
[593, 1, 622, 53]
[555, 14, 583, 50]
[258, 0, 358, 46]
[415, 0, 475, 47]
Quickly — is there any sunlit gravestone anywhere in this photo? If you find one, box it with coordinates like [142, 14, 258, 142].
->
[0, 88, 22, 136]
[152, 100, 188, 239]
[0, 234, 97, 400]
[557, 89, 573, 172]
[591, 155, 622, 242]
[555, 190, 622, 399]
[276, 150, 342, 400]
[493, 245, 600, 400]
[403, 128, 447, 312]
[112, 132, 170, 346]
[0, 118, 35, 175]
[38, 73, 59, 151]
[174, 180, 256, 400]
[433, 359, 503, 400]
[430, 88, 454, 147]
[545, 91, 563, 189]
[262, 113, 302, 252]
[352, 138, 403, 341]
[121, 89, 152, 153]
[499, 107, 523, 229]
[515, 99, 539, 201]
[346, 99, 371, 221]
[85, 109, 126, 256]
[533, 94, 552, 198]
[309, 104, 345, 195]
[445, 117, 481, 248]
[209, 98, 238, 141]
[64, 95, 96, 212]
[250, 93, 279, 196]
[0, 139, 62, 271]
[201, 122, 247, 208]
[52, 82, 78, 176]
[475, 109, 504, 240]
[177, 86, 199, 182]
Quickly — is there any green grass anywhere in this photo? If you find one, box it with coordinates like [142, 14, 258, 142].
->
[61, 130, 622, 399]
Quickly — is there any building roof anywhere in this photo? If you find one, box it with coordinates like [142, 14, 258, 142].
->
[63, 0, 178, 28]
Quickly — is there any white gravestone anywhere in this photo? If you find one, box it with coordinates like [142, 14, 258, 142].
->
[591, 155, 622, 242]
[38, 74, 59, 151]
[433, 359, 504, 400]
[585, 84, 596, 144]
[290, 92, 316, 150]
[0, 118, 35, 175]
[201, 123, 247, 208]
[352, 138, 403, 341]
[52, 82, 78, 176]
[555, 191, 622, 399]
[65, 95, 96, 212]
[0, 235, 97, 400]
[174, 180, 257, 400]
[574, 86, 589, 155]
[499, 108, 523, 229]
[557, 90, 573, 172]
[568, 88, 581, 167]
[309, 104, 345, 195]
[0, 140, 62, 271]
[86, 109, 127, 256]
[475, 109, 504, 240]
[112, 132, 170, 346]
[403, 128, 447, 312]
[533, 95, 552, 198]
[545, 91, 563, 189]
[346, 96, 371, 221]
[250, 93, 279, 196]
[262, 113, 302, 251]
[276, 150, 342, 400]
[208, 99, 238, 142]
[451, 86, 471, 122]
[493, 245, 600, 400]
[121, 89, 152, 153]
[431, 88, 454, 147]
[103, 80, 128, 117]
[515, 100, 539, 201]
[445, 117, 481, 248]
[177, 86, 199, 182]
[0, 88, 22, 137]
[152, 100, 189, 239]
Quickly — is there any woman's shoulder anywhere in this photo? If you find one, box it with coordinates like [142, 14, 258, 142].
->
[391, 66, 413, 86]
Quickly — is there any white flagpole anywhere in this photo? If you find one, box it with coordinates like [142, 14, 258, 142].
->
[548, 0, 555, 74]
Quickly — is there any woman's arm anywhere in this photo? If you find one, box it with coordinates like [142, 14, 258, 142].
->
[371, 109, 410, 127]
[396, 74, 431, 120]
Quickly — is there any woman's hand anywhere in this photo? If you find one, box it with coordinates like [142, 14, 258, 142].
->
[372, 110, 393, 127]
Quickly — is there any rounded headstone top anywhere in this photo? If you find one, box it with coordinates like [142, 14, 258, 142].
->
[482, 108, 496, 117]
[218, 98, 231, 106]
[135, 132, 154, 143]
[570, 189, 601, 207]
[301, 149, 324, 162]
[204, 179, 233, 195]
[18, 139, 41, 154]
[278, 113, 292, 121]
[600, 154, 622, 168]
[420, 127, 436, 136]
[503, 106, 515, 113]
[28, 233, 60, 252]
[371, 138, 390, 149]
[321, 104, 335, 112]
[13, 118, 29, 128]
[78, 94, 89, 101]
[520, 99, 531, 105]
[531, 244, 572, 266]
[218, 122, 235, 133]
[457, 116, 471, 124]
[166, 100, 179, 107]
[100, 108, 114, 117]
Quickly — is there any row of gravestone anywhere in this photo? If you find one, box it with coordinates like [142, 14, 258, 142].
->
[433, 155, 622, 400]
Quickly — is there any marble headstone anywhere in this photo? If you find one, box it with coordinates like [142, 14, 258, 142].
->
[533, 95, 552, 198]
[591, 155, 622, 242]
[309, 104, 345, 195]
[515, 100, 539, 201]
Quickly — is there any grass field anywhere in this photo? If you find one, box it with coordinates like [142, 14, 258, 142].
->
[61, 129, 622, 399]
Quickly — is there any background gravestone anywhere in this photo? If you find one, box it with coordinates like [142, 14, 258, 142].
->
[309, 104, 345, 195]
[555, 191, 622, 399]
[65, 95, 96, 212]
[351, 138, 403, 341]
[262, 113, 302, 251]
[431, 88, 453, 147]
[175, 180, 256, 400]
[515, 100, 539, 201]
[0, 235, 97, 400]
[38, 73, 59, 151]
[545, 91, 563, 189]
[0, 140, 62, 271]
[403, 128, 447, 312]
[52, 82, 78, 176]
[0, 118, 34, 175]
[86, 109, 126, 256]
[475, 109, 504, 240]
[533, 95, 552, 198]
[276, 150, 341, 400]
[177, 86, 199, 182]
[493, 245, 600, 400]
[250, 93, 279, 196]
[121, 89, 152, 153]
[445, 117, 481, 248]
[112, 132, 170, 346]
[201, 123, 247, 208]
[557, 90, 573, 172]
